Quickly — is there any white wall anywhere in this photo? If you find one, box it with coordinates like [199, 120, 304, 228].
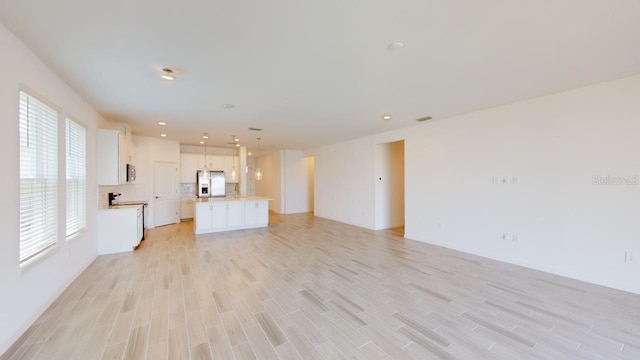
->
[283, 150, 314, 214]
[315, 75, 640, 295]
[314, 136, 378, 228]
[255, 150, 314, 214]
[246, 157, 257, 196]
[239, 146, 247, 197]
[180, 144, 237, 156]
[132, 136, 180, 228]
[0, 24, 104, 353]
[255, 151, 283, 213]
[374, 141, 405, 230]
[305, 156, 315, 212]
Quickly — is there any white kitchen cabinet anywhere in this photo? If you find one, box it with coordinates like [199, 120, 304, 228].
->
[227, 202, 244, 227]
[209, 156, 225, 171]
[211, 202, 227, 229]
[97, 129, 131, 185]
[180, 153, 201, 183]
[196, 201, 227, 233]
[195, 202, 212, 233]
[224, 155, 240, 183]
[97, 205, 143, 254]
[180, 153, 228, 183]
[195, 197, 270, 234]
[180, 198, 195, 219]
[244, 200, 269, 226]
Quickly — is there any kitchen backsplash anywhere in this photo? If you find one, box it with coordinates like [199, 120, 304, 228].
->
[226, 184, 238, 197]
[98, 184, 150, 208]
[180, 183, 196, 198]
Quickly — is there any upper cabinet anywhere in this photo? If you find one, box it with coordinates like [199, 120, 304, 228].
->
[180, 154, 231, 183]
[97, 128, 132, 185]
[209, 156, 225, 171]
[180, 153, 201, 183]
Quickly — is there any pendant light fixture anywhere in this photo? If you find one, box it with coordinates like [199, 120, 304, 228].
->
[230, 135, 237, 181]
[202, 134, 210, 180]
[255, 137, 263, 181]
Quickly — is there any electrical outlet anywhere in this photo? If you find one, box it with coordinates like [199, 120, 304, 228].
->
[501, 233, 509, 241]
[512, 234, 519, 243]
[625, 251, 635, 263]
[436, 222, 443, 230]
[512, 176, 519, 185]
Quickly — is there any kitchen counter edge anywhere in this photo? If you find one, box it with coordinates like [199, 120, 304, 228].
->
[194, 196, 272, 203]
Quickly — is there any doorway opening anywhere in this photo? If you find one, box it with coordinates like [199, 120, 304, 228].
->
[304, 156, 315, 214]
[374, 140, 405, 233]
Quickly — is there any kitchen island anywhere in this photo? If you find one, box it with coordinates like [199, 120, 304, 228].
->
[194, 196, 271, 235]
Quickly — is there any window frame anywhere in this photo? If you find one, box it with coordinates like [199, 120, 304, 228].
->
[18, 87, 61, 267]
[65, 116, 87, 240]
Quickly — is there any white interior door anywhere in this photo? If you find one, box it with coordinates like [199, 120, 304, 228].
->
[155, 162, 178, 227]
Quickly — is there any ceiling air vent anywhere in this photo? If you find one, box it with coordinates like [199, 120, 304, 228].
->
[248, 127, 263, 131]
[416, 116, 433, 122]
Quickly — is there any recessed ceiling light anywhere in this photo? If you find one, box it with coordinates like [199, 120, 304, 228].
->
[387, 42, 404, 51]
[199, 141, 205, 144]
[160, 68, 175, 81]
[202, 135, 209, 139]
[160, 134, 167, 137]
[235, 143, 240, 147]
[158, 121, 166, 126]
[234, 138, 240, 142]
[248, 152, 252, 156]
[383, 115, 392, 120]
[223, 104, 236, 109]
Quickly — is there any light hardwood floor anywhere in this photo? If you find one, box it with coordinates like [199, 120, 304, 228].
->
[2, 213, 640, 360]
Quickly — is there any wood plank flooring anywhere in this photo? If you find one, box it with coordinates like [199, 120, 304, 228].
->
[2, 213, 640, 359]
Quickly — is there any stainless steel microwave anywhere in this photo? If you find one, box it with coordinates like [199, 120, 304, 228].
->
[126, 164, 136, 182]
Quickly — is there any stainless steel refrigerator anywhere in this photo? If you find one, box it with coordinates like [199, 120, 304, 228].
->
[197, 170, 226, 198]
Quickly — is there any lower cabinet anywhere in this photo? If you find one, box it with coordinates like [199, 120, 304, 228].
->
[211, 202, 227, 229]
[195, 202, 213, 232]
[195, 202, 227, 233]
[180, 199, 195, 220]
[227, 202, 244, 228]
[244, 200, 269, 226]
[97, 207, 143, 255]
[195, 199, 269, 234]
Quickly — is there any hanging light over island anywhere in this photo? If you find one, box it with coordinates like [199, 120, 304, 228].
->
[255, 137, 263, 181]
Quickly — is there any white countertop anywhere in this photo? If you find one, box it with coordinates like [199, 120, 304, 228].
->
[99, 204, 145, 211]
[194, 196, 272, 203]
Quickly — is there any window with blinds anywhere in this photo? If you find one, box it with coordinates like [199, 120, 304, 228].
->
[66, 118, 86, 237]
[19, 91, 59, 264]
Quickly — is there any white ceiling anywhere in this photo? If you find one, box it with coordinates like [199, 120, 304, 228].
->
[1, 0, 639, 151]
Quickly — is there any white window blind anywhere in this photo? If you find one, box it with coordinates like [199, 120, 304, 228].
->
[19, 91, 58, 264]
[66, 118, 86, 237]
